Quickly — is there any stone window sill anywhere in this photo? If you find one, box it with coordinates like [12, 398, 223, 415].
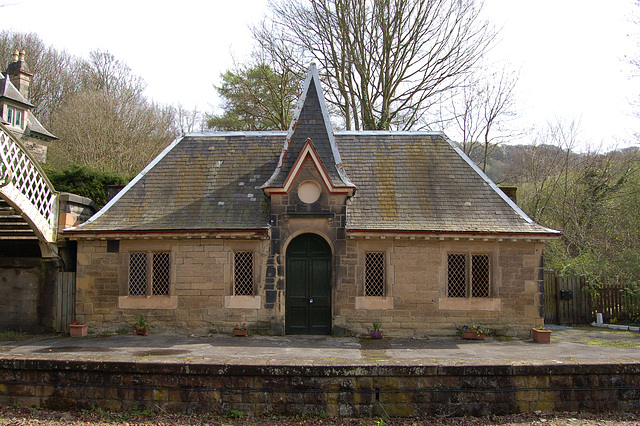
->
[438, 298, 501, 311]
[355, 296, 394, 310]
[118, 296, 177, 310]
[224, 296, 261, 309]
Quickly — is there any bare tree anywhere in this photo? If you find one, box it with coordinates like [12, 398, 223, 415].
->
[446, 67, 520, 171]
[48, 50, 177, 175]
[253, 0, 495, 130]
[1, 33, 196, 175]
[510, 120, 581, 224]
[172, 104, 203, 134]
[0, 31, 82, 126]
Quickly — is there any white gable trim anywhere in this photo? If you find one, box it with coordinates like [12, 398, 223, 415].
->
[263, 139, 355, 196]
[442, 133, 560, 235]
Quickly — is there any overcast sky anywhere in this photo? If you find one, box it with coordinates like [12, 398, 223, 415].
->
[3, 0, 640, 150]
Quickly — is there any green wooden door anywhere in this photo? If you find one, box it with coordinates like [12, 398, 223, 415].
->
[285, 234, 332, 335]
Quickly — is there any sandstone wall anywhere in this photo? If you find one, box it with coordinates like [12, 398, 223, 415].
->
[75, 238, 272, 334]
[0, 358, 636, 416]
[75, 236, 544, 337]
[335, 239, 545, 338]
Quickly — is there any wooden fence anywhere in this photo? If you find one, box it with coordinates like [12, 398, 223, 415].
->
[55, 272, 75, 332]
[591, 284, 640, 323]
[543, 271, 591, 324]
[544, 271, 640, 324]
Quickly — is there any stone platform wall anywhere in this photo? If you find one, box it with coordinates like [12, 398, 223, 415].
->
[0, 358, 638, 417]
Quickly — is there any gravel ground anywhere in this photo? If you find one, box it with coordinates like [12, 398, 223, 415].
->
[2, 406, 640, 426]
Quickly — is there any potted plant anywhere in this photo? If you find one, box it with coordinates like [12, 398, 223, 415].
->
[233, 323, 248, 337]
[68, 321, 88, 337]
[532, 325, 552, 343]
[133, 315, 149, 336]
[370, 321, 383, 339]
[457, 325, 489, 340]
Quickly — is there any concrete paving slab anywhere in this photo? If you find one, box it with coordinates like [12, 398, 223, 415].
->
[0, 326, 638, 366]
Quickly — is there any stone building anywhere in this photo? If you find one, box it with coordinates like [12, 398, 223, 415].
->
[0, 50, 57, 163]
[65, 65, 559, 337]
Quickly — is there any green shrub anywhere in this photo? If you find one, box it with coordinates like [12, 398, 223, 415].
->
[43, 164, 131, 208]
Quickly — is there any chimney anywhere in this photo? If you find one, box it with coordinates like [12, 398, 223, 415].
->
[6, 49, 33, 100]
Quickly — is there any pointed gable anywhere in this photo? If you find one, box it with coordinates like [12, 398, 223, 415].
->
[262, 64, 355, 194]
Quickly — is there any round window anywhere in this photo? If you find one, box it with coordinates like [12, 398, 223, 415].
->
[298, 180, 322, 204]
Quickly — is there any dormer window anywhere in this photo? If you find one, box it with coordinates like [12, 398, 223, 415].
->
[6, 106, 24, 129]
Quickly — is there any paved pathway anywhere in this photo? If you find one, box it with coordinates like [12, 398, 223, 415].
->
[1, 326, 639, 366]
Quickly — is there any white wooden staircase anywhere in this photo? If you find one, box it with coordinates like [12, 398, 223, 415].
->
[0, 122, 58, 252]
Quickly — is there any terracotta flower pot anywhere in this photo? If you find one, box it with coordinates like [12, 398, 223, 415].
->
[460, 330, 486, 340]
[532, 328, 552, 343]
[69, 323, 88, 337]
[135, 327, 149, 336]
[233, 329, 248, 337]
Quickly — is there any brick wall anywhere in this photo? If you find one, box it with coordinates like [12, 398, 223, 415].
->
[0, 358, 637, 416]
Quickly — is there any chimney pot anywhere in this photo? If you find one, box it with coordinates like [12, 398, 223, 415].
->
[6, 50, 32, 100]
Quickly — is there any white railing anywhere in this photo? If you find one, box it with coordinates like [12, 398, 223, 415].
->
[0, 122, 58, 243]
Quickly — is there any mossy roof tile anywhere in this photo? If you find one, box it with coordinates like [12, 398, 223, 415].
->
[73, 131, 556, 235]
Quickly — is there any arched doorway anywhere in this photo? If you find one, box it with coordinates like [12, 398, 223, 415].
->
[285, 233, 332, 335]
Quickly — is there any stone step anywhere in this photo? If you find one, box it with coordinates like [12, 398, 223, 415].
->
[0, 234, 38, 240]
[0, 200, 36, 239]
[0, 215, 26, 223]
[0, 200, 16, 214]
[0, 221, 31, 229]
[0, 206, 17, 216]
[0, 220, 30, 226]
[0, 229, 37, 239]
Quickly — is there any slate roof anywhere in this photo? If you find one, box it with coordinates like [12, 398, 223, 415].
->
[340, 132, 554, 234]
[25, 112, 57, 140]
[70, 65, 557, 236]
[0, 72, 33, 107]
[74, 133, 283, 232]
[71, 130, 556, 235]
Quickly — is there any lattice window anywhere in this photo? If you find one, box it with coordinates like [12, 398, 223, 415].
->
[152, 252, 170, 295]
[234, 251, 254, 295]
[128, 251, 171, 296]
[365, 252, 385, 297]
[128, 252, 147, 296]
[447, 254, 467, 297]
[471, 254, 490, 297]
[447, 253, 491, 298]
